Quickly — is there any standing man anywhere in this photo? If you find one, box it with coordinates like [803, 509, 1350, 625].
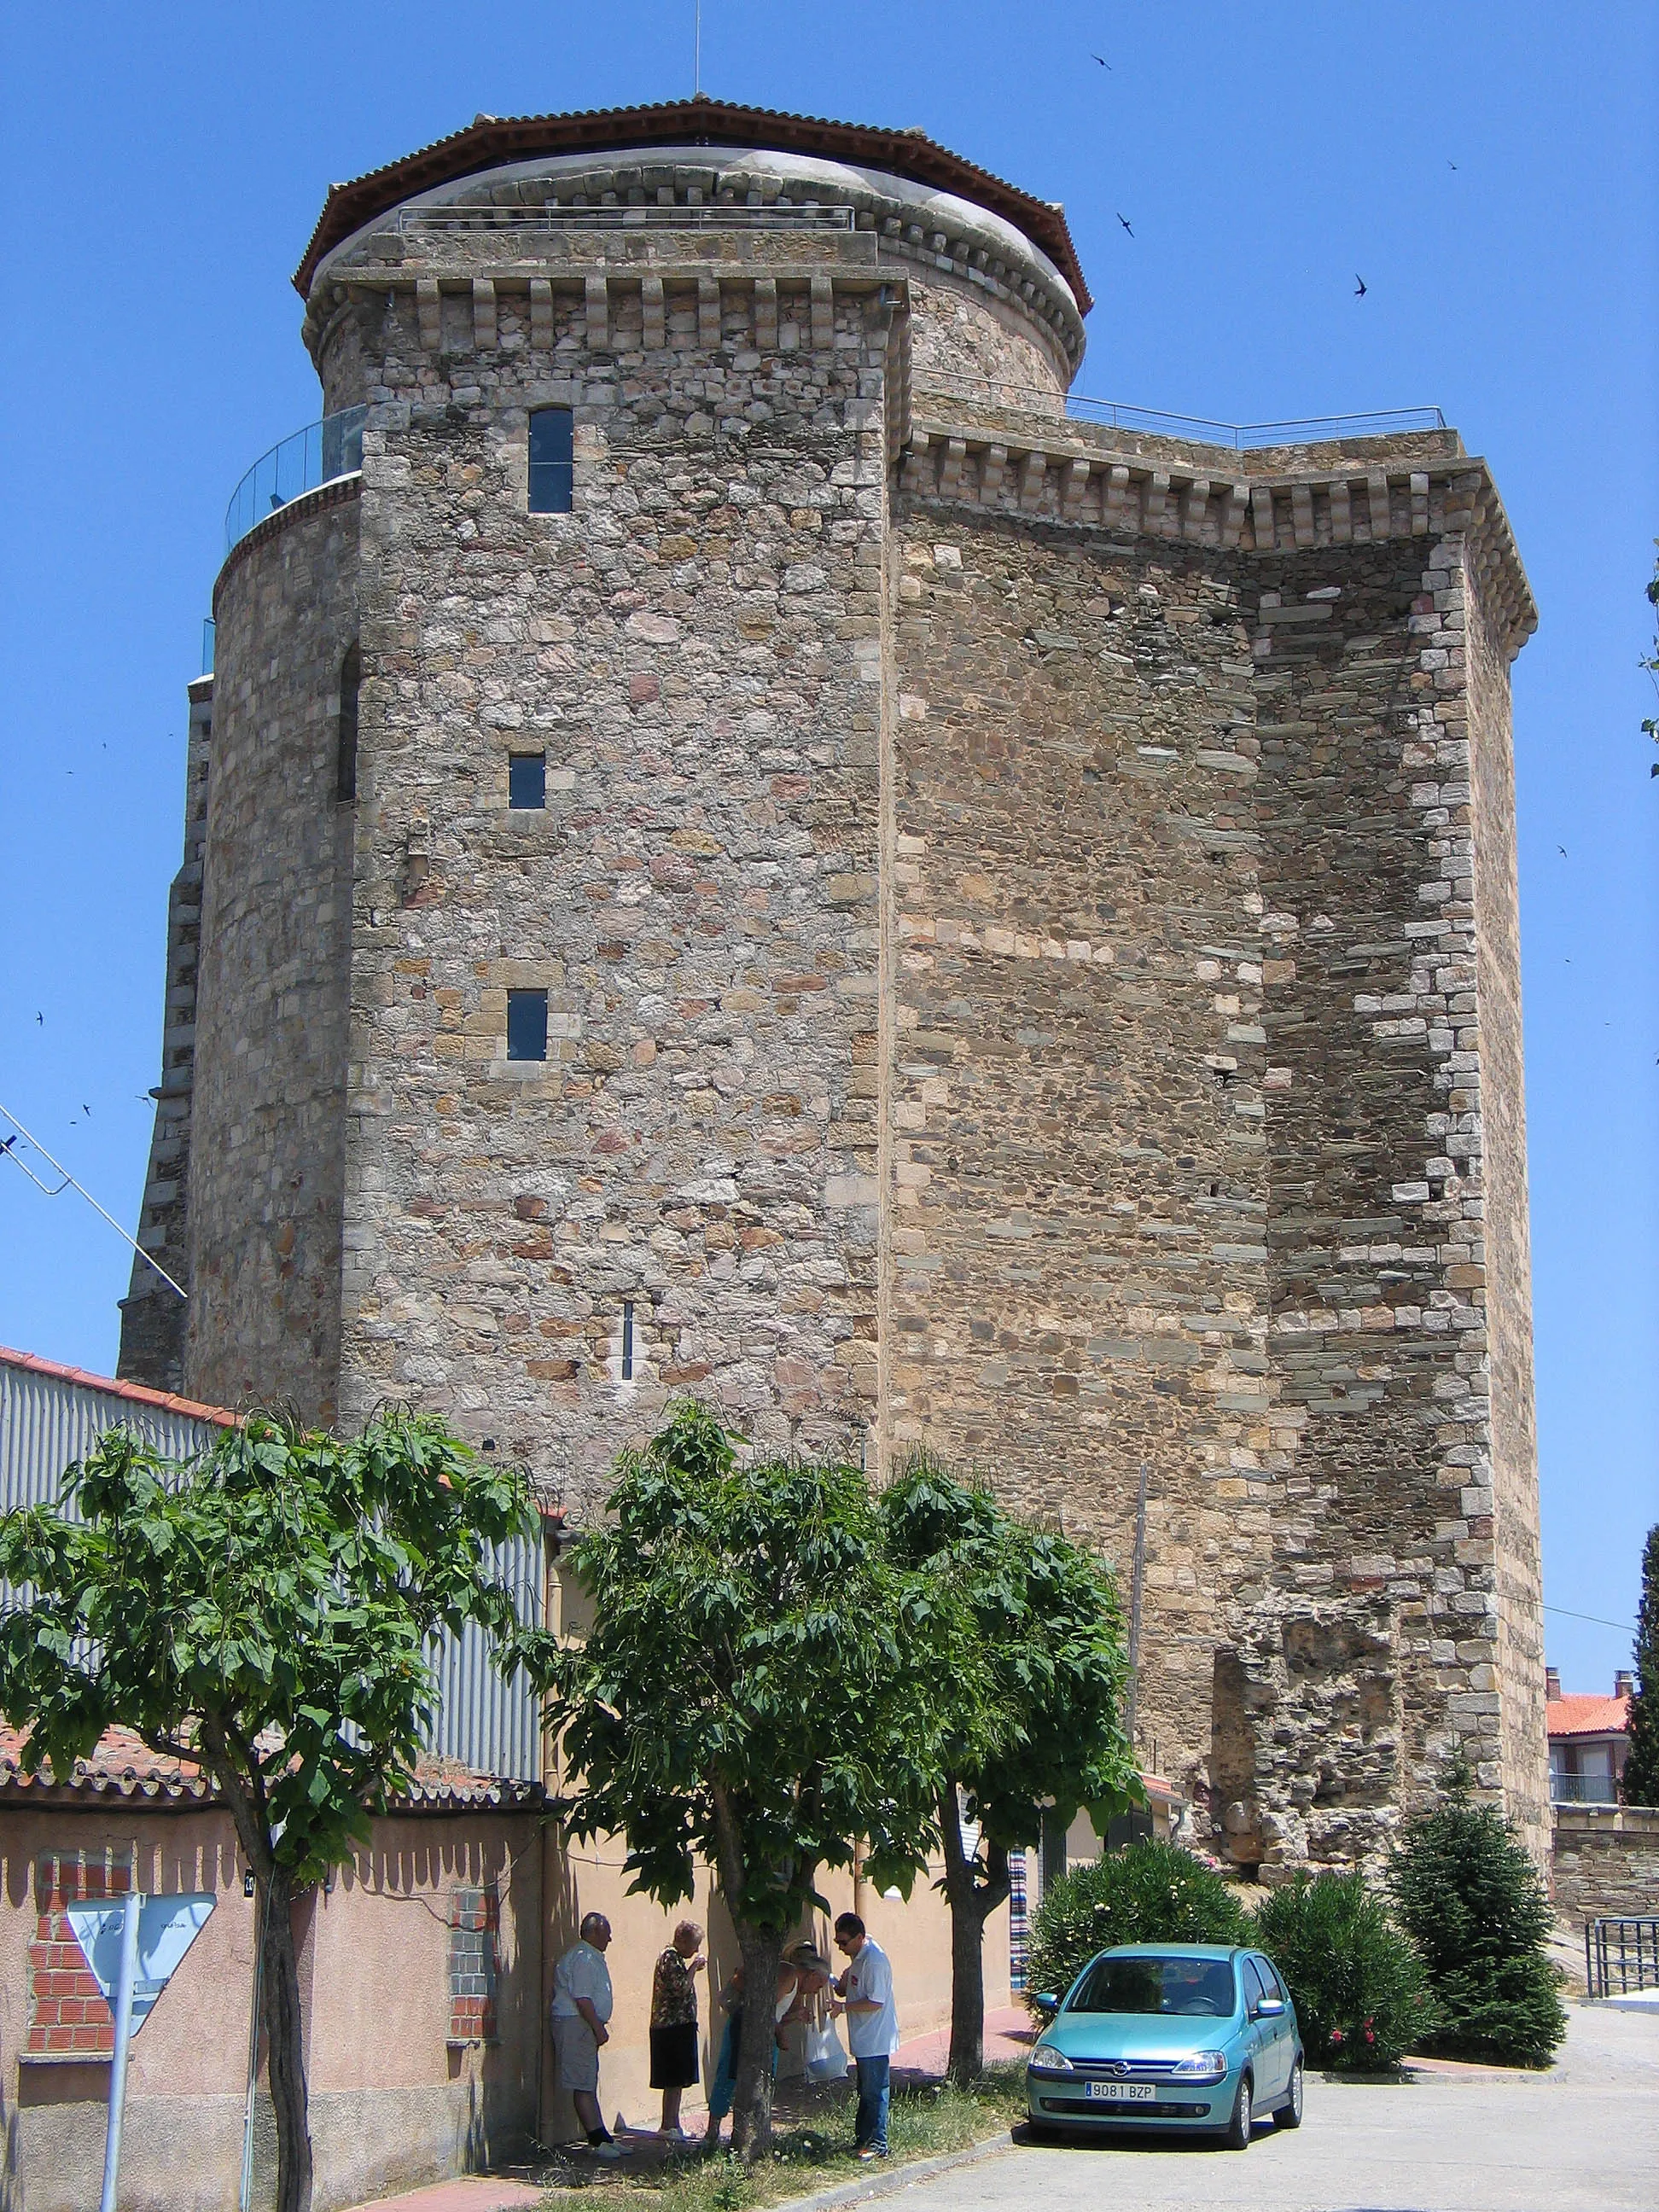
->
[830, 1911, 898, 2161]
[551, 1912, 620, 2159]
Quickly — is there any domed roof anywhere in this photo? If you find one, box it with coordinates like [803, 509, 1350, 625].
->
[294, 94, 1091, 311]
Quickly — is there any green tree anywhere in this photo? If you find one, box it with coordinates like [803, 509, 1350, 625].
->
[538, 1402, 968, 2159]
[1621, 1524, 1659, 1806]
[879, 1458, 1136, 2084]
[1388, 1767, 1566, 2066]
[0, 1412, 540, 2212]
[1255, 1871, 1438, 2069]
[1026, 1840, 1249, 2009]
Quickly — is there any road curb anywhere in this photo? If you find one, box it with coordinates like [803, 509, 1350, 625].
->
[760, 2130, 1017, 2212]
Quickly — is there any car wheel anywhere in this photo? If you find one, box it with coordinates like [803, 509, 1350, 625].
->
[1220, 2071, 1252, 2151]
[1274, 2057, 1304, 2130]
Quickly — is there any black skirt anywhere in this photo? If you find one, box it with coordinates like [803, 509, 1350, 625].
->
[649, 2020, 700, 2088]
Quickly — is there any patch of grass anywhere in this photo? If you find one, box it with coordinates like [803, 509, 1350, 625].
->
[534, 2067, 1025, 2212]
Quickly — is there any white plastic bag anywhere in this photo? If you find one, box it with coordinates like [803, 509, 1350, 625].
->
[804, 2017, 848, 2081]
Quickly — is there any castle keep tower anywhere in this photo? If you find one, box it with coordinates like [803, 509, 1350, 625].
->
[121, 99, 1548, 1870]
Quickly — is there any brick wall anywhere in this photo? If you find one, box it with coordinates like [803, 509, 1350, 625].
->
[446, 1883, 498, 2044]
[26, 1847, 132, 2060]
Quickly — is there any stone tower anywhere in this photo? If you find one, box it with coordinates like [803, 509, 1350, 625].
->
[120, 98, 1548, 1870]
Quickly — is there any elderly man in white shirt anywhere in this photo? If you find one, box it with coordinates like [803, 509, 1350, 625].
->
[830, 1911, 899, 2159]
[550, 1912, 620, 2158]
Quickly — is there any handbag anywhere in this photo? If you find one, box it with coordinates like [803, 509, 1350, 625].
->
[804, 2017, 848, 2081]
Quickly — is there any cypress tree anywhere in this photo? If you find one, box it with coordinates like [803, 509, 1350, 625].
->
[1621, 1525, 1659, 1807]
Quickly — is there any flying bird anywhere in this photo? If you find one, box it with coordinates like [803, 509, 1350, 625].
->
[1117, 213, 1134, 236]
[1354, 275, 1368, 298]
[82, 1103, 90, 1116]
[1, 1134, 16, 1151]
[35, 1012, 43, 1026]
[1557, 844, 1567, 856]
[1448, 160, 1458, 171]
[1092, 53, 1112, 68]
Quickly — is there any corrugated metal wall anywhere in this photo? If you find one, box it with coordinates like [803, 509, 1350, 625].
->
[0, 1363, 221, 1518]
[0, 1360, 546, 1784]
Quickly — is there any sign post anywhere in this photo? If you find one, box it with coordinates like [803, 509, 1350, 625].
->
[67, 1890, 216, 2212]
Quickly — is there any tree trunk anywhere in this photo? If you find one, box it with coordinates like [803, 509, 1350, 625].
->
[729, 1921, 784, 2161]
[939, 1784, 1011, 2088]
[261, 1866, 314, 2212]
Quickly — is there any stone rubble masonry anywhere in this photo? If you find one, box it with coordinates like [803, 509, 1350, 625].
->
[26, 1847, 133, 2060]
[120, 128, 1546, 1871]
[1551, 1804, 1659, 1929]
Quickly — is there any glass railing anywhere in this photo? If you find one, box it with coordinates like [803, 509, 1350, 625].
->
[1550, 1772, 1619, 1804]
[224, 404, 367, 552]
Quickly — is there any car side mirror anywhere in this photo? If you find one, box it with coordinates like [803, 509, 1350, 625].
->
[1253, 1995, 1286, 2018]
[1033, 1992, 1061, 2013]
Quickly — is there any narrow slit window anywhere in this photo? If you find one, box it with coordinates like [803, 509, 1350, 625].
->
[506, 989, 548, 1062]
[528, 408, 573, 515]
[620, 1300, 635, 1382]
[509, 751, 546, 810]
[336, 643, 359, 802]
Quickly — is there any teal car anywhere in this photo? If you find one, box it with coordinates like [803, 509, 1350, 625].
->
[1025, 1943, 1304, 2150]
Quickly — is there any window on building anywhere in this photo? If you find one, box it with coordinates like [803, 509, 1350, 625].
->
[509, 751, 546, 810]
[528, 408, 573, 514]
[336, 643, 360, 801]
[620, 1299, 635, 1381]
[506, 990, 548, 1062]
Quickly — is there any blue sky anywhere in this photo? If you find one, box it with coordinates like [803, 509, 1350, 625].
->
[1, 3, 1654, 1687]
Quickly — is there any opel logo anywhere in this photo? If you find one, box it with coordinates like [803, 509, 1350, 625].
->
[1110, 2062, 1131, 2079]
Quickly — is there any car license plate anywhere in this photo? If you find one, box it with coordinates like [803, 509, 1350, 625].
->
[1084, 2081, 1156, 2102]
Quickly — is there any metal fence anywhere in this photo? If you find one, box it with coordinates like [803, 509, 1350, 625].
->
[916, 371, 1447, 451]
[224, 404, 367, 554]
[1586, 1917, 1659, 1998]
[1551, 1772, 1621, 1804]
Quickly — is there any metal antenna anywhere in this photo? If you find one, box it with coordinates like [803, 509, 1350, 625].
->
[0, 1099, 186, 1299]
[695, 0, 702, 95]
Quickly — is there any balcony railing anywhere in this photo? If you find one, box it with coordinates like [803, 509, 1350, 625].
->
[224, 404, 367, 552]
[1551, 1772, 1620, 1804]
[914, 372, 1447, 451]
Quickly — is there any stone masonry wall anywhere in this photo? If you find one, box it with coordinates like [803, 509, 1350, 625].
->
[118, 676, 212, 1391]
[185, 492, 358, 1421]
[1466, 575, 1550, 1865]
[886, 477, 1542, 1866]
[1551, 1805, 1659, 1930]
[335, 276, 891, 1517]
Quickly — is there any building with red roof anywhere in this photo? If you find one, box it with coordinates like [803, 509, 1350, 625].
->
[1545, 1666, 1633, 1804]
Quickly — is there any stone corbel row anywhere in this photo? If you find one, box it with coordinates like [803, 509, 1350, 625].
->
[315, 270, 899, 364]
[901, 429, 1535, 657]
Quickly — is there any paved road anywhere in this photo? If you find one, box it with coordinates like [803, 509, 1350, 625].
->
[903, 2007, 1658, 2212]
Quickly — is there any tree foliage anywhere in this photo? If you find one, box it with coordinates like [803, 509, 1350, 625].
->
[1643, 541, 1659, 764]
[1388, 1770, 1566, 2068]
[878, 1457, 1136, 2080]
[1026, 1841, 1249, 2009]
[538, 1401, 969, 2157]
[1621, 1523, 1659, 1807]
[0, 1412, 539, 2212]
[1255, 1871, 1437, 2070]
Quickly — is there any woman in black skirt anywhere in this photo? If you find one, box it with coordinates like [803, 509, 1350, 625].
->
[650, 1920, 706, 2139]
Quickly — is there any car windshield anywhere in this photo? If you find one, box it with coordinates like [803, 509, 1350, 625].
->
[1068, 1956, 1237, 2017]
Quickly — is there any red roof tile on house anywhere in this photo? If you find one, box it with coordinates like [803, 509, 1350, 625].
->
[1546, 1694, 1631, 1741]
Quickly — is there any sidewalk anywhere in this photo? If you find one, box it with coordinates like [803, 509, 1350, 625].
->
[342, 2005, 1039, 2211]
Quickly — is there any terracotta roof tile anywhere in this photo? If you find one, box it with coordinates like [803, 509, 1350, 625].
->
[0, 1724, 541, 1812]
[1546, 1693, 1631, 1740]
[0, 1345, 238, 1428]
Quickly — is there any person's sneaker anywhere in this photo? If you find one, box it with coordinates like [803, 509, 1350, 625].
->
[589, 2139, 622, 2161]
[857, 2147, 888, 2162]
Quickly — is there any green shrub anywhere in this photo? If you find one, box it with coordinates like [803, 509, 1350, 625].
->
[1025, 1841, 1249, 2009]
[1388, 1778, 1566, 2067]
[1255, 1870, 1437, 2070]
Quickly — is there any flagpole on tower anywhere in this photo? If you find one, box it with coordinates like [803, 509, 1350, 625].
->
[695, 1, 702, 96]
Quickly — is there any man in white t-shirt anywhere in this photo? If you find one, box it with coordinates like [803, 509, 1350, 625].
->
[830, 1911, 898, 2158]
[550, 1912, 620, 2158]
